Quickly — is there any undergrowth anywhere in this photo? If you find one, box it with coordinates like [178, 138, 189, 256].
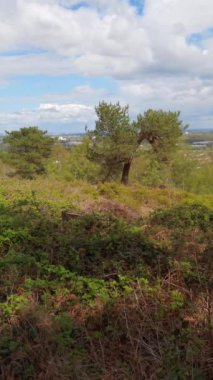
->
[0, 180, 212, 379]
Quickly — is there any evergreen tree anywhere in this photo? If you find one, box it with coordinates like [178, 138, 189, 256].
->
[4, 127, 54, 179]
[87, 103, 187, 184]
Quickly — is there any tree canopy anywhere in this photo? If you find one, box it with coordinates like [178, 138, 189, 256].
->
[4, 126, 54, 179]
[136, 109, 186, 157]
[87, 103, 187, 184]
[87, 102, 138, 181]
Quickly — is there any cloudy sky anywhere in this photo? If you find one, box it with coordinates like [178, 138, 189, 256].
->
[0, 0, 212, 133]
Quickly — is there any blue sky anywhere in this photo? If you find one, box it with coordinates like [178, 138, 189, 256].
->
[0, 0, 212, 133]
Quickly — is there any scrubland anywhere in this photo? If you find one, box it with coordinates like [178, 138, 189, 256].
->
[0, 175, 212, 379]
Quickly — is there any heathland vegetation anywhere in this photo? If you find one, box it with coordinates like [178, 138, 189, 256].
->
[0, 103, 212, 379]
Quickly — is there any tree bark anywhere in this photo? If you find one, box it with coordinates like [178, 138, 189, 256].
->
[121, 159, 132, 185]
[120, 133, 145, 185]
[120, 130, 160, 185]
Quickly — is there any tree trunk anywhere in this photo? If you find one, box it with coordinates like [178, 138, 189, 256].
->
[121, 159, 132, 185]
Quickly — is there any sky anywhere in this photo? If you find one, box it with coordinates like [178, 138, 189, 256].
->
[0, 0, 212, 134]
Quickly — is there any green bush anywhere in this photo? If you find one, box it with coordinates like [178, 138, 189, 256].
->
[151, 203, 213, 230]
[0, 180, 212, 379]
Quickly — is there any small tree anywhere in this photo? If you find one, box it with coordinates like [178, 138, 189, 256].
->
[4, 127, 54, 179]
[87, 102, 138, 181]
[87, 103, 187, 185]
[121, 109, 187, 184]
[136, 109, 185, 156]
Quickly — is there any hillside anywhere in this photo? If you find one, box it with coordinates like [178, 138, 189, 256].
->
[0, 179, 212, 379]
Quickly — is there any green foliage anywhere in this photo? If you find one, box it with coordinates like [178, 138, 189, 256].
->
[136, 109, 186, 159]
[52, 313, 76, 351]
[131, 151, 170, 187]
[161, 331, 206, 380]
[0, 178, 212, 379]
[0, 294, 28, 317]
[47, 140, 101, 182]
[4, 126, 54, 179]
[87, 103, 185, 184]
[169, 290, 184, 310]
[151, 203, 212, 230]
[87, 101, 138, 180]
[0, 103, 211, 379]
[170, 146, 213, 194]
[131, 142, 213, 195]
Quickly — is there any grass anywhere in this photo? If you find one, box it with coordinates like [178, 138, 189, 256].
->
[0, 178, 212, 379]
[0, 177, 212, 214]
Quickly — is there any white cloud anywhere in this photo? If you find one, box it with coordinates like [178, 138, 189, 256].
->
[0, 0, 212, 129]
[0, 1, 212, 71]
[38, 102, 94, 122]
[0, 102, 94, 132]
[0, 0, 212, 79]
[109, 73, 213, 129]
[0, 0, 153, 79]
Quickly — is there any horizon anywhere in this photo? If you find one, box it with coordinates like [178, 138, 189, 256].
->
[0, 0, 212, 133]
[1, 126, 213, 137]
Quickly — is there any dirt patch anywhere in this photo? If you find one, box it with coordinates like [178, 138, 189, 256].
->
[140, 205, 154, 217]
[80, 198, 140, 221]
